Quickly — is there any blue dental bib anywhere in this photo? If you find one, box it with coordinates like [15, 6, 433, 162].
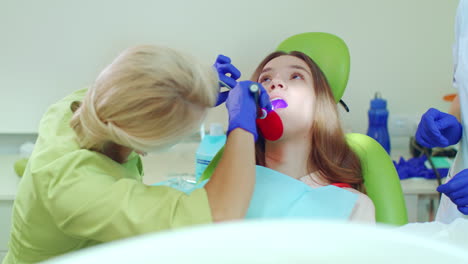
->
[153, 166, 357, 220]
[246, 166, 357, 219]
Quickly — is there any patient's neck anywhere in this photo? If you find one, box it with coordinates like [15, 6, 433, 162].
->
[264, 134, 310, 179]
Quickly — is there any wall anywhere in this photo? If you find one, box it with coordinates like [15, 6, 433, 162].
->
[0, 0, 459, 135]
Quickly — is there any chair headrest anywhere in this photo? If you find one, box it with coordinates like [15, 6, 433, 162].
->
[276, 32, 350, 103]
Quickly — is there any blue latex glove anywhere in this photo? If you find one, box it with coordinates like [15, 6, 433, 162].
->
[222, 80, 272, 141]
[415, 108, 462, 148]
[437, 169, 468, 215]
[213, 55, 241, 106]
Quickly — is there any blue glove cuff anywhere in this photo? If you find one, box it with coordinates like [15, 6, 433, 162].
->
[227, 121, 258, 141]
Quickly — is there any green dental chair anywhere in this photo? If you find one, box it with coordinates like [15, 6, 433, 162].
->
[202, 32, 408, 226]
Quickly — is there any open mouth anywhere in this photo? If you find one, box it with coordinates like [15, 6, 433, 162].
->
[271, 98, 288, 110]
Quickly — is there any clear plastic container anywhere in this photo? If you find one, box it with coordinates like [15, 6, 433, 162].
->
[195, 123, 226, 182]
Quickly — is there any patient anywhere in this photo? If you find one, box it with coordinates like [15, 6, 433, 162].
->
[251, 51, 375, 222]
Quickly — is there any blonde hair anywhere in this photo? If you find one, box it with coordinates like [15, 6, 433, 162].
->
[70, 45, 218, 152]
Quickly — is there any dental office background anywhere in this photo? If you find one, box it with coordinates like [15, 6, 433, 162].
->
[0, 0, 459, 225]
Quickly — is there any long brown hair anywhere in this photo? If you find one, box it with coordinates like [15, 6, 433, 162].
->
[252, 51, 364, 192]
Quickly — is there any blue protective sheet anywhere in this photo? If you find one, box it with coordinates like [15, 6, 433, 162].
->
[246, 166, 358, 219]
[153, 166, 358, 220]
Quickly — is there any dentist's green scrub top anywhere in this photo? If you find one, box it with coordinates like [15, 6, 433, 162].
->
[3, 89, 212, 264]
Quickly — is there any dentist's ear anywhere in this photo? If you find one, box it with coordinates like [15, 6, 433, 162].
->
[135, 150, 147, 156]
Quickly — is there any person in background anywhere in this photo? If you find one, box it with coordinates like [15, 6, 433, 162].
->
[2, 46, 270, 264]
[415, 0, 468, 223]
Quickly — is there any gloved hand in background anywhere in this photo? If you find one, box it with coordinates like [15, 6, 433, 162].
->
[415, 108, 462, 148]
[220, 80, 271, 141]
[437, 169, 468, 215]
[213, 54, 241, 106]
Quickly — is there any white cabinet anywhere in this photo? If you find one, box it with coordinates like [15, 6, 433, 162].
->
[400, 178, 441, 222]
[0, 200, 14, 263]
[0, 155, 21, 263]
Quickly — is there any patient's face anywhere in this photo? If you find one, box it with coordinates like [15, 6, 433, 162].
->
[258, 55, 315, 139]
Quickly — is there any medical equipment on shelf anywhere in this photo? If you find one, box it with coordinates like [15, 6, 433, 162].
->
[367, 92, 391, 154]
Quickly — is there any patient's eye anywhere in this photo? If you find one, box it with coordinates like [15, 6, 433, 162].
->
[260, 75, 271, 83]
[291, 72, 304, 80]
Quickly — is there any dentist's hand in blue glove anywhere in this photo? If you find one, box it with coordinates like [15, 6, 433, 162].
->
[415, 108, 462, 148]
[437, 169, 468, 215]
[213, 55, 241, 106]
[223, 80, 272, 141]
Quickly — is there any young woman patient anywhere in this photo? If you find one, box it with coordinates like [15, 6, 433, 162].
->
[251, 51, 375, 222]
